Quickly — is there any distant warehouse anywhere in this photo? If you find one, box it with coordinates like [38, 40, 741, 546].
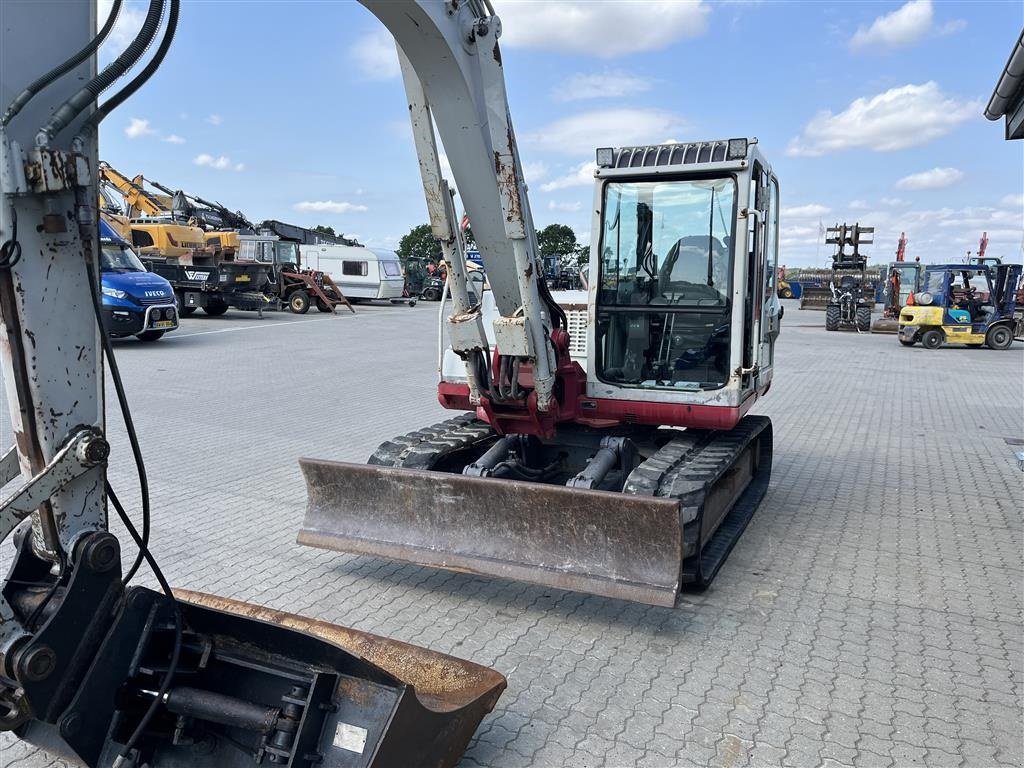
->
[986, 30, 1024, 140]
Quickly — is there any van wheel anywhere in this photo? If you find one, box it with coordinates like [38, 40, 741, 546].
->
[985, 325, 1013, 350]
[920, 329, 944, 349]
[289, 290, 311, 314]
[203, 299, 229, 316]
[136, 331, 165, 342]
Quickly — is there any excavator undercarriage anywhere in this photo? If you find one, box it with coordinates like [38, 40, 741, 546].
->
[299, 414, 773, 607]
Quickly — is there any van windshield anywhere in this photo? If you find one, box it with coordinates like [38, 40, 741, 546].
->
[101, 244, 146, 272]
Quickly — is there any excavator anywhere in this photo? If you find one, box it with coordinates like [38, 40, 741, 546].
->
[0, 2, 510, 766]
[871, 232, 922, 334]
[296, 7, 782, 606]
[0, 0, 779, 764]
[97, 162, 206, 259]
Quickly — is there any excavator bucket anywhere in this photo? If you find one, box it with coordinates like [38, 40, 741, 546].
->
[297, 460, 687, 607]
[870, 317, 900, 333]
[177, 590, 506, 767]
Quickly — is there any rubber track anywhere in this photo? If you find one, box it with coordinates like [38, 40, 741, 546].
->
[624, 416, 773, 586]
[367, 413, 494, 469]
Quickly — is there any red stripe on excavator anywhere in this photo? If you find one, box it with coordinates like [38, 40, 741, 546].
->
[574, 395, 754, 430]
[437, 381, 756, 431]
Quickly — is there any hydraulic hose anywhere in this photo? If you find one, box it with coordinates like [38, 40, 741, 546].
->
[1, 0, 123, 127]
[37, 0, 165, 144]
[84, 0, 180, 134]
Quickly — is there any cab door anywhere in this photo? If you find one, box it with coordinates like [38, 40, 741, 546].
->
[757, 174, 780, 392]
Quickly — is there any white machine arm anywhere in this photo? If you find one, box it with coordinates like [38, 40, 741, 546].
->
[360, 0, 559, 410]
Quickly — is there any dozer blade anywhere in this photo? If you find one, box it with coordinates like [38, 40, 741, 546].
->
[871, 317, 899, 333]
[298, 460, 685, 607]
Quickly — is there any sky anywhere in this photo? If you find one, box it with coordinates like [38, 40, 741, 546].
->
[95, 0, 1023, 267]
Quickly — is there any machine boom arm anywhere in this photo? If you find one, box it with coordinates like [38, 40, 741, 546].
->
[360, 1, 560, 411]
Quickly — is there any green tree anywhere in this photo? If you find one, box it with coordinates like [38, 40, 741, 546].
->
[571, 242, 590, 269]
[537, 223, 577, 261]
[397, 223, 442, 266]
[312, 224, 336, 238]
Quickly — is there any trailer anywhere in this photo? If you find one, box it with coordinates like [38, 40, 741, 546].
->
[299, 244, 409, 304]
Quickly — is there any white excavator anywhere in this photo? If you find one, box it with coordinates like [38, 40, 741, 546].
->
[298, 3, 782, 606]
[0, 1, 779, 765]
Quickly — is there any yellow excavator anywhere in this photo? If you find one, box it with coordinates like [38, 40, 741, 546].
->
[97, 162, 206, 260]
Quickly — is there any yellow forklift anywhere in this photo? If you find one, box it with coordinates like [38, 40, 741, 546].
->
[898, 263, 1022, 349]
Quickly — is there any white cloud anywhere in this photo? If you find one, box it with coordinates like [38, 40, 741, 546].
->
[781, 204, 830, 218]
[293, 201, 369, 214]
[162, 134, 185, 144]
[522, 161, 548, 185]
[527, 109, 688, 155]
[205, 114, 223, 126]
[351, 29, 400, 80]
[541, 161, 597, 192]
[880, 197, 911, 207]
[548, 200, 582, 213]
[193, 153, 243, 172]
[849, 200, 869, 210]
[553, 71, 651, 101]
[849, 1, 965, 52]
[896, 167, 964, 190]
[786, 82, 979, 157]
[938, 19, 967, 36]
[778, 195, 1023, 267]
[500, 1, 710, 57]
[124, 117, 154, 139]
[850, 0, 932, 51]
[99, 0, 146, 61]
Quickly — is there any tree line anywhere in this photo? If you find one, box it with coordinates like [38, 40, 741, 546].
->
[394, 222, 588, 274]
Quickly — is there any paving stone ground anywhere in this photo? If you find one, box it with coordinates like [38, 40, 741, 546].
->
[1, 299, 1021, 767]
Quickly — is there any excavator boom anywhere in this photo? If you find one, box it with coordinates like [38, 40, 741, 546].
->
[0, 3, 503, 766]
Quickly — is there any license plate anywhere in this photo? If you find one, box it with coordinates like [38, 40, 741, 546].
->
[153, 320, 175, 328]
[235, 274, 251, 282]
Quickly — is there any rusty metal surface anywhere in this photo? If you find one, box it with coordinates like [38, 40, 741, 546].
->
[176, 590, 506, 715]
[297, 460, 685, 607]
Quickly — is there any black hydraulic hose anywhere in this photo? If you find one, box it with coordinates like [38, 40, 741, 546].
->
[84, 0, 180, 134]
[37, 0, 165, 143]
[84, 259, 151, 584]
[1, 0, 123, 127]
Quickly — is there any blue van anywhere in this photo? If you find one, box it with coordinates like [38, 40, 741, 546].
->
[99, 219, 179, 341]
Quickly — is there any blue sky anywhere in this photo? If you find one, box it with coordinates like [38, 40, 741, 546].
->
[98, 0, 1023, 266]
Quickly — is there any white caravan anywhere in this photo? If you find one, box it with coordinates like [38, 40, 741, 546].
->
[299, 244, 405, 302]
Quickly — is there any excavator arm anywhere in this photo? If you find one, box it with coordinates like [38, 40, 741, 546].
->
[97, 161, 172, 219]
[360, 1, 572, 425]
[0, 3, 504, 766]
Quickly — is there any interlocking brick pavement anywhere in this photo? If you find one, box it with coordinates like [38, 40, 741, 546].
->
[1, 300, 1021, 767]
